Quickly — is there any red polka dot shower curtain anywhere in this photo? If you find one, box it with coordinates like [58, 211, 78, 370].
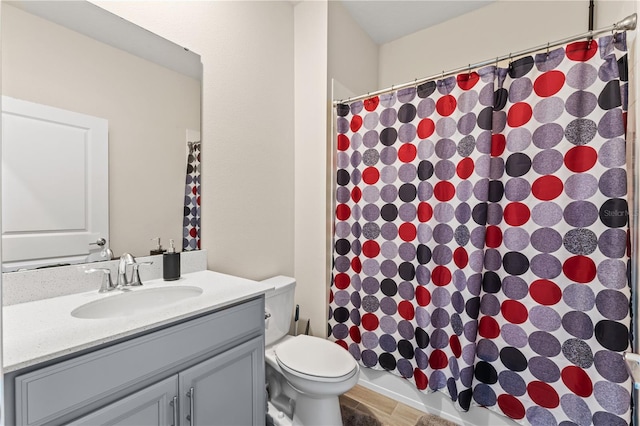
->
[183, 141, 201, 251]
[329, 33, 631, 426]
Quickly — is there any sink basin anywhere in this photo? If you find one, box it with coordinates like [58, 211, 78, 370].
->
[71, 286, 204, 319]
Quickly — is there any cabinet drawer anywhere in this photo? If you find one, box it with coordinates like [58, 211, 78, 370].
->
[15, 297, 263, 425]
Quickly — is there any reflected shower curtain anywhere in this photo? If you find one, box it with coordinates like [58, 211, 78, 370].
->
[329, 33, 631, 426]
[183, 141, 201, 251]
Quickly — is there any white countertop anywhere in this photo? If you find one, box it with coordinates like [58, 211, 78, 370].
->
[3, 270, 273, 373]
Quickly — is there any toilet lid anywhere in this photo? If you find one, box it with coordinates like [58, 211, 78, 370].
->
[275, 335, 356, 378]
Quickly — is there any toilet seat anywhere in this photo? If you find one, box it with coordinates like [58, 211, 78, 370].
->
[277, 357, 359, 384]
[275, 335, 357, 381]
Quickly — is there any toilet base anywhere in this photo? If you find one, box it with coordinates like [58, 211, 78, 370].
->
[267, 401, 293, 426]
[292, 393, 343, 426]
[266, 335, 358, 426]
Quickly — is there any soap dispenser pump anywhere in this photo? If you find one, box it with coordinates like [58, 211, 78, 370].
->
[150, 237, 166, 255]
[163, 239, 181, 281]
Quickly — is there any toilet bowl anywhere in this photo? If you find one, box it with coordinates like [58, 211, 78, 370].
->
[261, 276, 359, 426]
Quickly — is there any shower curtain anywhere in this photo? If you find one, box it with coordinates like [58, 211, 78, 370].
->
[329, 33, 631, 426]
[183, 141, 201, 251]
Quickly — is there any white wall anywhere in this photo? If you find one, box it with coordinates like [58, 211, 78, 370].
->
[94, 1, 296, 280]
[290, 0, 381, 338]
[0, 2, 4, 423]
[293, 1, 329, 337]
[379, 0, 636, 89]
[328, 0, 379, 99]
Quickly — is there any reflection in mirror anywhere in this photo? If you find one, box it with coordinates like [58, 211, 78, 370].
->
[1, 0, 202, 271]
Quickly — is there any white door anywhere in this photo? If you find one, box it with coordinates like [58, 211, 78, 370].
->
[1, 96, 109, 271]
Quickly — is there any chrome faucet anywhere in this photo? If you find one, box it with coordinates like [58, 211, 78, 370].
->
[116, 253, 153, 288]
[117, 253, 136, 287]
[86, 254, 153, 293]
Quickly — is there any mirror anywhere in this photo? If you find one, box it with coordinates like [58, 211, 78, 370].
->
[1, 0, 202, 271]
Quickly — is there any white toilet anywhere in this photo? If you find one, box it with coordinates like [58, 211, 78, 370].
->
[261, 276, 360, 426]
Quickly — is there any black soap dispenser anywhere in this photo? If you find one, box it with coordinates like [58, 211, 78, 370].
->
[150, 237, 166, 256]
[163, 239, 181, 281]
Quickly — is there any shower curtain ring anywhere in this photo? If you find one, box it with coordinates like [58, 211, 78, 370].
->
[546, 42, 550, 57]
[468, 64, 471, 76]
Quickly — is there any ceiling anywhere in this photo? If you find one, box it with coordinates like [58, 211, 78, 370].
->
[340, 0, 495, 44]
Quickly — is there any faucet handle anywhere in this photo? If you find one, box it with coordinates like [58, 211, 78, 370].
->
[85, 268, 115, 293]
[119, 253, 136, 266]
[129, 261, 153, 286]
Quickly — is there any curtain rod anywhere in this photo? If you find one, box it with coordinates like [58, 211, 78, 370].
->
[333, 13, 637, 106]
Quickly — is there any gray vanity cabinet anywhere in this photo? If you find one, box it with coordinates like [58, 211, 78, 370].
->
[69, 376, 177, 426]
[7, 297, 266, 426]
[69, 337, 264, 426]
[179, 337, 264, 426]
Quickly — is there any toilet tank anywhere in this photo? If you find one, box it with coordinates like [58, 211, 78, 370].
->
[261, 276, 296, 346]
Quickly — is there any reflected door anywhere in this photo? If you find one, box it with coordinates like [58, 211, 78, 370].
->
[1, 97, 109, 271]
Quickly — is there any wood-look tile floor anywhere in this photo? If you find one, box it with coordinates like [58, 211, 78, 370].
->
[339, 384, 427, 426]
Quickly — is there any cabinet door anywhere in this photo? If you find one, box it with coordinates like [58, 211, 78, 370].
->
[68, 376, 178, 426]
[179, 336, 265, 426]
